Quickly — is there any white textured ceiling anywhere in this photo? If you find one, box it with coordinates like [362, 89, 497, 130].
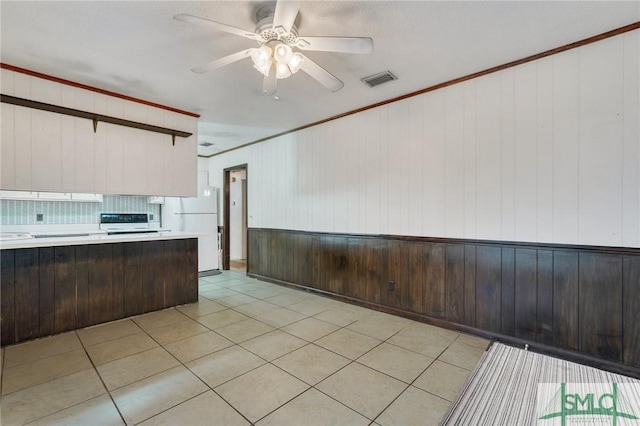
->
[1, 1, 638, 156]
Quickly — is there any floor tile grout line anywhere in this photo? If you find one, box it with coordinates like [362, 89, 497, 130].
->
[307, 367, 381, 422]
[128, 389, 211, 425]
[370, 324, 452, 422]
[86, 338, 161, 370]
[100, 322, 202, 393]
[368, 382, 413, 425]
[2, 273, 488, 426]
[209, 387, 255, 425]
[263, 353, 371, 422]
[22, 392, 119, 426]
[256, 305, 470, 422]
[195, 351, 267, 389]
[245, 383, 313, 424]
[130, 306, 194, 331]
[193, 287, 397, 423]
[370, 321, 484, 404]
[127, 298, 456, 423]
[75, 316, 146, 347]
[166, 280, 311, 424]
[75, 331, 129, 426]
[1, 348, 97, 398]
[118, 315, 256, 425]
[435, 357, 478, 372]
[253, 306, 420, 365]
[221, 303, 332, 340]
[350, 358, 431, 387]
[1, 331, 88, 371]
[2, 278, 250, 422]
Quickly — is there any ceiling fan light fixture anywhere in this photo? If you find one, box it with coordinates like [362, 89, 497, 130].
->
[288, 53, 304, 74]
[273, 43, 293, 63]
[251, 43, 303, 79]
[275, 62, 292, 79]
[253, 61, 271, 76]
[251, 46, 272, 71]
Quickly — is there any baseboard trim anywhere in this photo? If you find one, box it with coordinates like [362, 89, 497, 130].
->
[199, 269, 222, 277]
[248, 272, 640, 379]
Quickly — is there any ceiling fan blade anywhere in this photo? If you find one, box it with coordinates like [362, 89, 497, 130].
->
[296, 37, 374, 54]
[272, 0, 300, 34]
[174, 14, 258, 40]
[299, 55, 344, 92]
[262, 65, 277, 96]
[192, 49, 252, 74]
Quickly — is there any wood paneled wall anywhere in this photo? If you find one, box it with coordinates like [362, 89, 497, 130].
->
[248, 228, 640, 373]
[0, 239, 198, 346]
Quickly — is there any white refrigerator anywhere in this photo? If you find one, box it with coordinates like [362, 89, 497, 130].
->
[168, 186, 220, 273]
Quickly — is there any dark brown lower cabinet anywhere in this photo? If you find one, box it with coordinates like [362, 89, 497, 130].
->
[0, 238, 198, 346]
[247, 228, 640, 376]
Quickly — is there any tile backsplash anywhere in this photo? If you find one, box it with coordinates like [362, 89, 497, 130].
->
[0, 195, 160, 225]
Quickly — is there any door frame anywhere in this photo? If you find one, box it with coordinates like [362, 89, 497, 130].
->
[222, 164, 248, 271]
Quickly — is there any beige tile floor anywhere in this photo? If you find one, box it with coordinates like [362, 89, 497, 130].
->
[1, 270, 490, 426]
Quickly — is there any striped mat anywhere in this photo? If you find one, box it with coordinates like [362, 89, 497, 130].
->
[441, 342, 640, 425]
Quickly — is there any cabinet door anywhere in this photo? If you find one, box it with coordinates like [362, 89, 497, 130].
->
[38, 192, 71, 201]
[1, 68, 15, 96]
[60, 86, 76, 192]
[31, 109, 62, 191]
[122, 127, 148, 195]
[160, 111, 177, 195]
[1, 104, 16, 189]
[0, 69, 16, 189]
[144, 107, 168, 196]
[170, 114, 197, 197]
[105, 98, 124, 194]
[93, 94, 108, 194]
[31, 78, 63, 191]
[144, 131, 166, 196]
[14, 104, 32, 190]
[74, 91, 95, 193]
[71, 193, 103, 202]
[1, 69, 16, 189]
[12, 75, 33, 190]
[0, 190, 38, 200]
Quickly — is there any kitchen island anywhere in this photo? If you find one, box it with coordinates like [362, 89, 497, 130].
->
[0, 232, 200, 346]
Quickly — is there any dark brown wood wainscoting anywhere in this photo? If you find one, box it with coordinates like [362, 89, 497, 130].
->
[1, 239, 198, 346]
[247, 228, 640, 377]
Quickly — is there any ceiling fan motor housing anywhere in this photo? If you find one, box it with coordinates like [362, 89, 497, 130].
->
[255, 6, 299, 46]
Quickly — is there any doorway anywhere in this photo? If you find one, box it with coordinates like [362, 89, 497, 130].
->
[223, 164, 248, 271]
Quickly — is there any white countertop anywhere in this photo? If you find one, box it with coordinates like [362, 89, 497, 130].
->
[0, 231, 202, 250]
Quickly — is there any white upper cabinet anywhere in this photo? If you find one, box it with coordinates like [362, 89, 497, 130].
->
[70, 193, 103, 202]
[0, 69, 198, 197]
[0, 190, 38, 200]
[38, 192, 71, 201]
[0, 191, 102, 202]
[168, 113, 197, 196]
[1, 103, 16, 189]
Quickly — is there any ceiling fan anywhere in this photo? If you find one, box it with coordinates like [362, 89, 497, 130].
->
[174, 0, 373, 96]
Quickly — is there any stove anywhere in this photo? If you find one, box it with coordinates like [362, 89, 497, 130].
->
[99, 213, 157, 235]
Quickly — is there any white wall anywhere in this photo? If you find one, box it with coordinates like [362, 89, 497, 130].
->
[207, 30, 640, 248]
[230, 169, 246, 260]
